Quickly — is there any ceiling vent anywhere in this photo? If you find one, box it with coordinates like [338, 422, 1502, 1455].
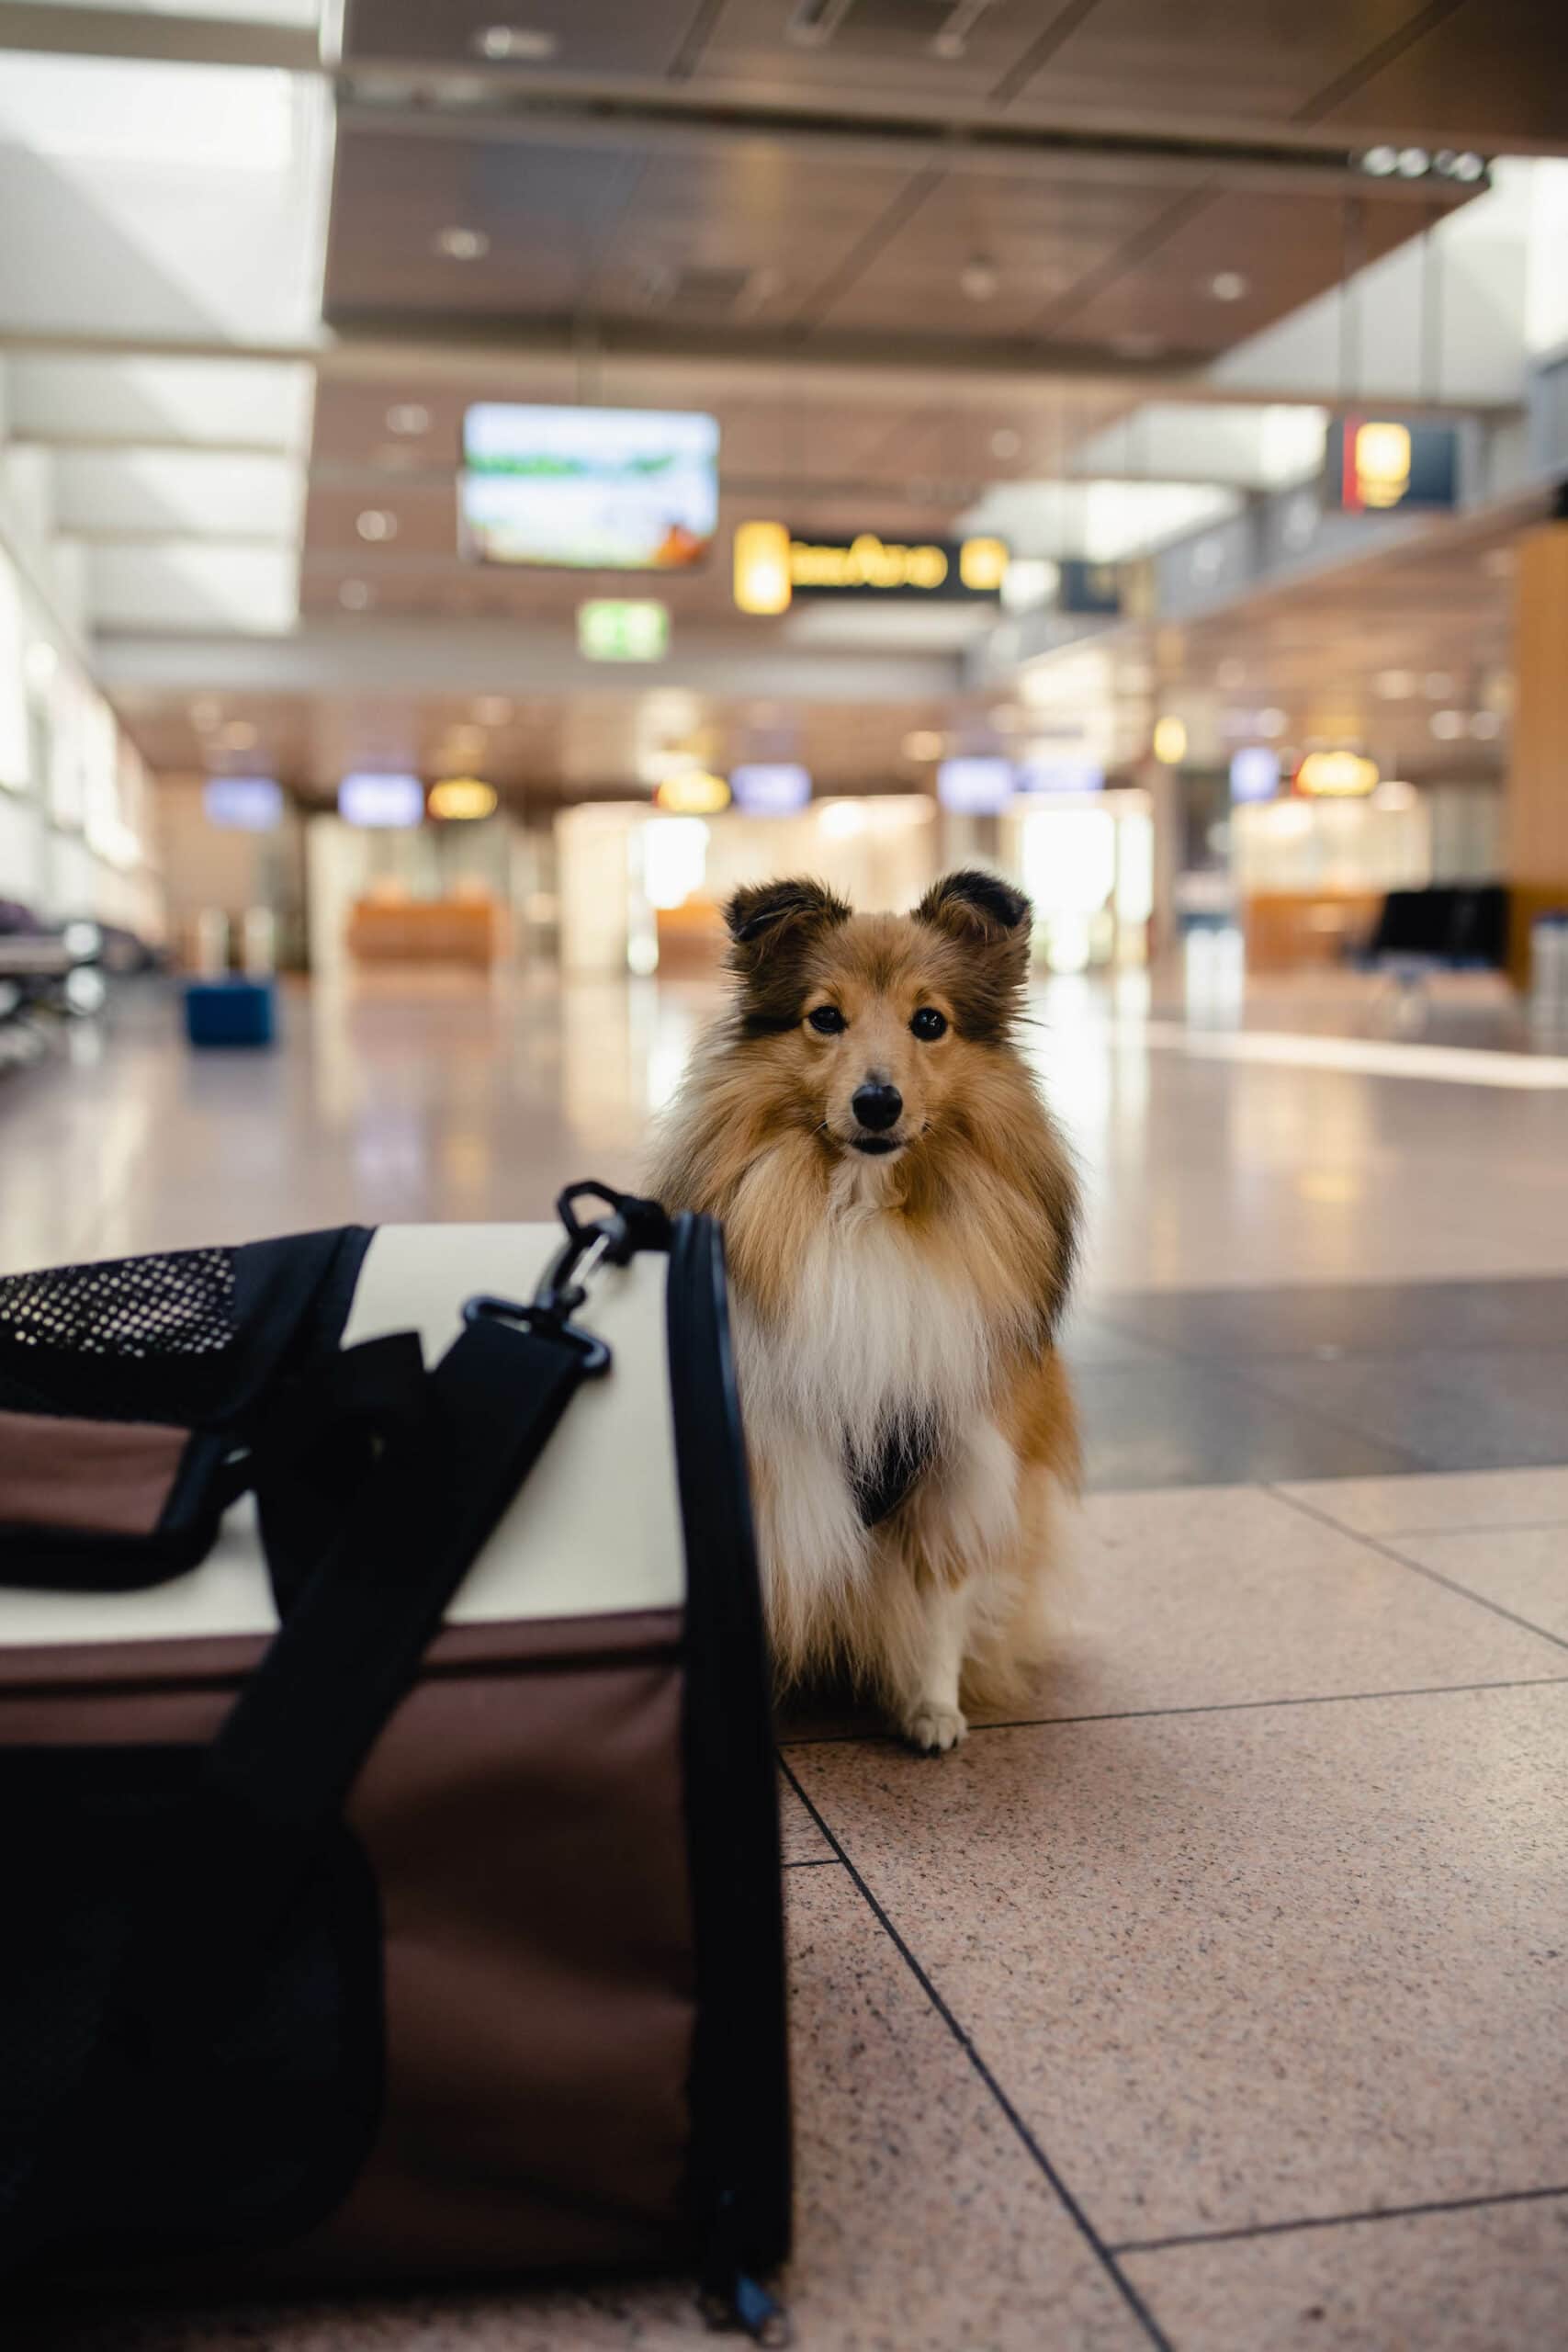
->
[787, 0, 1000, 55]
[666, 266, 761, 318]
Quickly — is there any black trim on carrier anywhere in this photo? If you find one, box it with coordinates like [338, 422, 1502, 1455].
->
[0, 1226, 374, 1430]
[666, 1214, 793, 2305]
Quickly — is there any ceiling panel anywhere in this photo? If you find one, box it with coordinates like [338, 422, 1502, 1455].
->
[587, 141, 926, 330]
[1007, 0, 1425, 128]
[116, 682, 986, 799]
[1308, 0, 1568, 144]
[340, 0, 1562, 152]
[340, 0, 697, 74]
[324, 130, 649, 318]
[693, 0, 1050, 107]
[807, 162, 1182, 336]
[1039, 187, 1420, 356]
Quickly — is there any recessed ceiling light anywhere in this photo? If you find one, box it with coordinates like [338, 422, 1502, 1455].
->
[1360, 145, 1399, 177]
[356, 509, 398, 542]
[1396, 147, 1430, 178]
[1153, 715, 1188, 765]
[1429, 708, 1466, 740]
[386, 402, 431, 435]
[434, 226, 490, 261]
[474, 25, 558, 60]
[1207, 270, 1249, 302]
[1450, 152, 1485, 183]
[960, 256, 999, 302]
[339, 580, 373, 611]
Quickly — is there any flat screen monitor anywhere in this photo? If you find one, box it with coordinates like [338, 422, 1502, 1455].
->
[1229, 746, 1281, 803]
[1017, 756, 1104, 796]
[730, 763, 812, 816]
[461, 404, 720, 571]
[937, 757, 1014, 815]
[339, 773, 423, 829]
[204, 776, 283, 831]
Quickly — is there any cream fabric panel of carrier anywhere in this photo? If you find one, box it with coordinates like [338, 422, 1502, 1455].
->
[0, 1223, 684, 1649]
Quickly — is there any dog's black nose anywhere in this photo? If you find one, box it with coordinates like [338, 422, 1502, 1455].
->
[852, 1081, 903, 1132]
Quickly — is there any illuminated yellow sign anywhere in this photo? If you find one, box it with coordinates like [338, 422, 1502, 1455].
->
[959, 536, 1009, 592]
[1295, 751, 1380, 797]
[733, 524, 1008, 609]
[1152, 716, 1188, 765]
[733, 519, 793, 616]
[791, 532, 950, 591]
[1352, 421, 1412, 510]
[427, 777, 497, 821]
[655, 771, 731, 815]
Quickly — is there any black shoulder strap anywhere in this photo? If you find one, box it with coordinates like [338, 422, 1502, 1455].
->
[208, 1181, 671, 1849]
[208, 1309, 599, 1845]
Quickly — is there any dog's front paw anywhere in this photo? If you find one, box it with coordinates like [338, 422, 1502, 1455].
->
[902, 1702, 967, 1755]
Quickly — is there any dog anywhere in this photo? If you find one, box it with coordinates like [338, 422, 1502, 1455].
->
[649, 868, 1080, 1751]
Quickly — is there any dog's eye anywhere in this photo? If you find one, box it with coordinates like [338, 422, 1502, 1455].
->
[807, 1004, 847, 1035]
[910, 1007, 948, 1041]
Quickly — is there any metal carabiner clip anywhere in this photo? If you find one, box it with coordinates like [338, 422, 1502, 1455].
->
[460, 1294, 612, 1377]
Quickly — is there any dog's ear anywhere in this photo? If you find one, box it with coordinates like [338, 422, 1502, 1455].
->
[725, 876, 852, 952]
[915, 869, 1032, 1037]
[916, 868, 1032, 946]
[723, 876, 852, 1027]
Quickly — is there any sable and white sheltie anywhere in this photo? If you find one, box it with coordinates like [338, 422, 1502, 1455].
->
[649, 868, 1080, 1752]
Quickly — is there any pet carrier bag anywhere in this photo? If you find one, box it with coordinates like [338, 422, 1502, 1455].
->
[0, 1187, 790, 2336]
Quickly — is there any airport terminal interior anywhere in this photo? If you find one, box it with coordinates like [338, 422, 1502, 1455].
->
[4, 3, 1568, 2346]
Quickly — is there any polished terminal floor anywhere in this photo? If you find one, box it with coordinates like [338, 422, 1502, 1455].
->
[8, 968, 1568, 2351]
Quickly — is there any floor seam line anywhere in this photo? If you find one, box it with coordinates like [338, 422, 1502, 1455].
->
[776, 1671, 1568, 1747]
[1112, 2179, 1568, 2256]
[1267, 1486, 1568, 1656]
[776, 1753, 1176, 2352]
[1272, 1513, 1568, 1542]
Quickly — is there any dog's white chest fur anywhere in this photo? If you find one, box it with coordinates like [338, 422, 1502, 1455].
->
[732, 1170, 1019, 1612]
[742, 1170, 992, 1461]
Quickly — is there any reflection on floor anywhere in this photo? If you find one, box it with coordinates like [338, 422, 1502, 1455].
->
[7, 968, 1568, 2350]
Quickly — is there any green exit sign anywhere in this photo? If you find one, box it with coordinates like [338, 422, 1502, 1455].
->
[577, 599, 670, 662]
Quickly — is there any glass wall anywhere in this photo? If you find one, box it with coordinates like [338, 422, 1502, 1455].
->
[0, 543, 162, 939]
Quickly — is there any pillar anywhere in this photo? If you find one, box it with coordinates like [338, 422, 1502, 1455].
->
[1506, 522, 1568, 988]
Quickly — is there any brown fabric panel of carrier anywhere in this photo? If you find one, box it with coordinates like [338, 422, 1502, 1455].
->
[0, 1409, 189, 1535]
[0, 1609, 696, 2281]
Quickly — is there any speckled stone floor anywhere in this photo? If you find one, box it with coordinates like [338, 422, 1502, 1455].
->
[7, 971, 1568, 2349]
